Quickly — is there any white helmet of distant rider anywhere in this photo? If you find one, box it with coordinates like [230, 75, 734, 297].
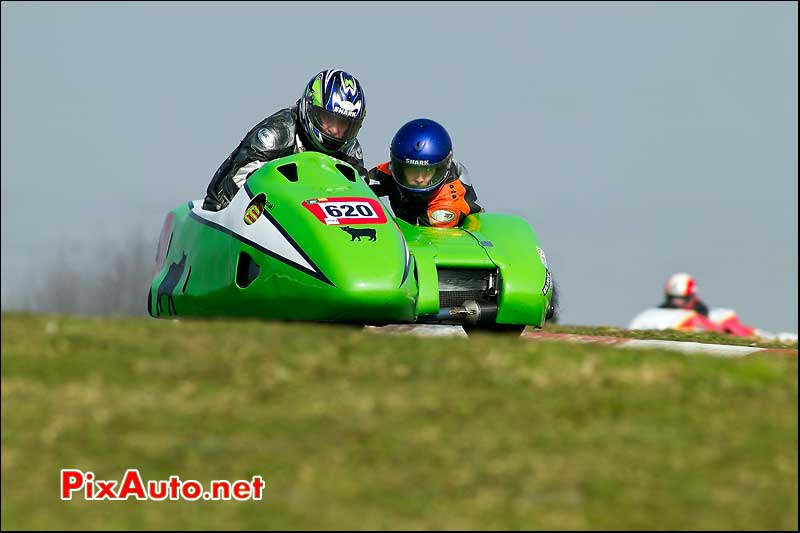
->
[664, 273, 698, 307]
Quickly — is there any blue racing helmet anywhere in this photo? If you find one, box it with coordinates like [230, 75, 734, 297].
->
[390, 118, 453, 197]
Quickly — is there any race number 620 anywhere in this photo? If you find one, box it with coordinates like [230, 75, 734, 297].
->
[323, 202, 375, 218]
[302, 197, 388, 226]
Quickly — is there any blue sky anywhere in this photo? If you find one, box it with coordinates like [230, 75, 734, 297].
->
[2, 2, 797, 330]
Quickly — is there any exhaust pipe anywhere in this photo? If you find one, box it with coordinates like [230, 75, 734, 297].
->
[448, 300, 498, 325]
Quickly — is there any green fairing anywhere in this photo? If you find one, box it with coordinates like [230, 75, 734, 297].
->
[462, 215, 551, 325]
[149, 152, 552, 328]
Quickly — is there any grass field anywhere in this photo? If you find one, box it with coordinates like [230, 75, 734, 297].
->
[2, 313, 797, 530]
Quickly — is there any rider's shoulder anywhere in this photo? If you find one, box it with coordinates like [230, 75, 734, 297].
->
[450, 160, 473, 186]
[249, 107, 296, 153]
[370, 161, 393, 176]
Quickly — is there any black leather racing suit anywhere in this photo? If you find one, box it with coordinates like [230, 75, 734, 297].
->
[659, 297, 710, 317]
[203, 103, 366, 211]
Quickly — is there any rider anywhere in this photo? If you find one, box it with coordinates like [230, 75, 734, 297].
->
[367, 118, 482, 228]
[658, 272, 759, 336]
[203, 69, 367, 211]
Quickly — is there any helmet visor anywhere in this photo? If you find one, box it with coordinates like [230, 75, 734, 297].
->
[309, 107, 363, 143]
[393, 158, 451, 191]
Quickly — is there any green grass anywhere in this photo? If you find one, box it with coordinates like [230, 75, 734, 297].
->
[542, 323, 798, 350]
[2, 313, 797, 530]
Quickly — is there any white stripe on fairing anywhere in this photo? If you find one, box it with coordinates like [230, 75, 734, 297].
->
[619, 339, 762, 357]
[190, 189, 314, 272]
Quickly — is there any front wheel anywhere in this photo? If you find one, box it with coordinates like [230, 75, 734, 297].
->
[462, 323, 526, 337]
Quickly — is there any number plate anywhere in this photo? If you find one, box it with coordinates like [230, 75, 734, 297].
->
[302, 197, 387, 225]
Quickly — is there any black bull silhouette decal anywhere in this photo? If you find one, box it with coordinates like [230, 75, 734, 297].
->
[340, 226, 376, 241]
[156, 253, 187, 316]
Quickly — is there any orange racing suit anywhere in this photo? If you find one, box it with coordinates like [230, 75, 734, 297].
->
[366, 160, 482, 228]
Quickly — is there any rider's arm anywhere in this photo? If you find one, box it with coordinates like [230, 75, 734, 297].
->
[691, 299, 710, 317]
[426, 162, 483, 228]
[454, 161, 482, 215]
[232, 110, 296, 169]
[366, 162, 393, 197]
[338, 138, 368, 180]
[226, 115, 295, 188]
[205, 109, 294, 210]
